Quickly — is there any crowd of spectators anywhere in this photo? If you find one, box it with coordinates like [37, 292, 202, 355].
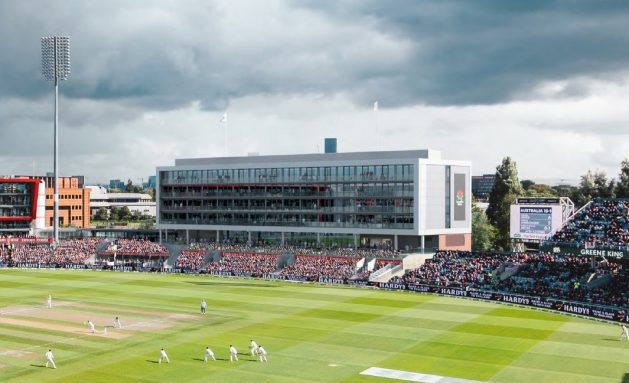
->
[0, 238, 103, 266]
[551, 199, 629, 249]
[494, 254, 592, 300]
[99, 239, 169, 257]
[390, 251, 519, 289]
[204, 252, 280, 277]
[171, 241, 401, 258]
[174, 249, 207, 271]
[388, 250, 629, 309]
[280, 255, 359, 280]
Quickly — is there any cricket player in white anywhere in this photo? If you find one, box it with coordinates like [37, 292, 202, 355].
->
[87, 320, 95, 334]
[114, 316, 122, 329]
[45, 349, 56, 368]
[249, 339, 259, 356]
[200, 299, 207, 314]
[229, 345, 238, 362]
[204, 346, 216, 362]
[47, 294, 52, 309]
[620, 325, 629, 341]
[158, 348, 170, 364]
[257, 345, 268, 362]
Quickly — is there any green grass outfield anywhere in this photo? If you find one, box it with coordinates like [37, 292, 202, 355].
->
[1, 269, 629, 383]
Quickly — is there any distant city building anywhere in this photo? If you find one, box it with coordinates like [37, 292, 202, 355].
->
[18, 175, 91, 228]
[88, 186, 156, 217]
[109, 179, 125, 191]
[157, 149, 472, 250]
[472, 174, 496, 200]
[145, 176, 156, 189]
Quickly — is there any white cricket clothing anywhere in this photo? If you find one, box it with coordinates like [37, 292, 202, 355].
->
[621, 325, 629, 341]
[45, 351, 56, 368]
[229, 346, 238, 361]
[250, 340, 259, 356]
[158, 350, 170, 364]
[204, 348, 215, 362]
[258, 346, 268, 362]
[87, 321, 95, 333]
[47, 295, 52, 309]
[114, 318, 122, 328]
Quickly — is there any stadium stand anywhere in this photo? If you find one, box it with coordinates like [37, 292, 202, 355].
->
[280, 255, 359, 280]
[204, 252, 280, 277]
[550, 198, 629, 249]
[98, 239, 169, 257]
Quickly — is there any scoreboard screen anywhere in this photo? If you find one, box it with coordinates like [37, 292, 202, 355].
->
[519, 207, 552, 234]
[510, 205, 563, 241]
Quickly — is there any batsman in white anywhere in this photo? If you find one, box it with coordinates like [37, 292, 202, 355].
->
[86, 320, 95, 334]
[158, 348, 170, 364]
[204, 346, 216, 362]
[45, 349, 57, 368]
[114, 316, 122, 329]
[229, 345, 238, 362]
[47, 294, 52, 309]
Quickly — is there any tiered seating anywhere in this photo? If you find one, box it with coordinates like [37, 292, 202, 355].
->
[551, 199, 629, 248]
[175, 249, 206, 271]
[98, 239, 169, 257]
[390, 251, 517, 289]
[280, 255, 359, 280]
[494, 254, 591, 299]
[204, 252, 280, 277]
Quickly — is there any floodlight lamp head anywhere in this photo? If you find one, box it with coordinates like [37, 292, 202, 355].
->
[41, 36, 71, 82]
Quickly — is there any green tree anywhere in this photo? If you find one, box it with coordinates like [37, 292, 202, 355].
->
[573, 170, 615, 206]
[131, 210, 143, 221]
[552, 184, 578, 199]
[472, 204, 497, 251]
[109, 206, 120, 221]
[520, 179, 535, 191]
[118, 206, 132, 221]
[525, 184, 556, 197]
[614, 158, 629, 198]
[94, 207, 108, 221]
[486, 157, 523, 250]
[126, 179, 134, 192]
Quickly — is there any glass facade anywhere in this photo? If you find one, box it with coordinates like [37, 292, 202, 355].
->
[159, 164, 415, 230]
[0, 183, 33, 218]
[0, 182, 34, 230]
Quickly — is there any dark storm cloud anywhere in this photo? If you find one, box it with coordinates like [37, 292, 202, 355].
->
[2, 0, 629, 109]
[294, 0, 629, 105]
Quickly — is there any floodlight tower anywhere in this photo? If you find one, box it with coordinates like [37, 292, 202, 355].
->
[41, 36, 71, 244]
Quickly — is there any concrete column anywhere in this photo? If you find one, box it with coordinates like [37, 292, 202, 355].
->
[159, 229, 162, 244]
[317, 232, 320, 244]
[421, 235, 425, 251]
[186, 229, 189, 245]
[281, 232, 285, 245]
[394, 234, 398, 251]
[248, 231, 252, 245]
[165, 229, 168, 243]
[353, 233, 358, 248]
[216, 230, 220, 243]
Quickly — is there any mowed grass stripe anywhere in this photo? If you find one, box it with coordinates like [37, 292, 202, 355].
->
[373, 303, 568, 382]
[3, 269, 629, 382]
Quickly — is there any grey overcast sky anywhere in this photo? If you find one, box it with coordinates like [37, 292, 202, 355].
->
[1, 0, 628, 185]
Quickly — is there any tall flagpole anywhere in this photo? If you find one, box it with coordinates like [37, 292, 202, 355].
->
[221, 112, 228, 156]
[373, 101, 379, 149]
